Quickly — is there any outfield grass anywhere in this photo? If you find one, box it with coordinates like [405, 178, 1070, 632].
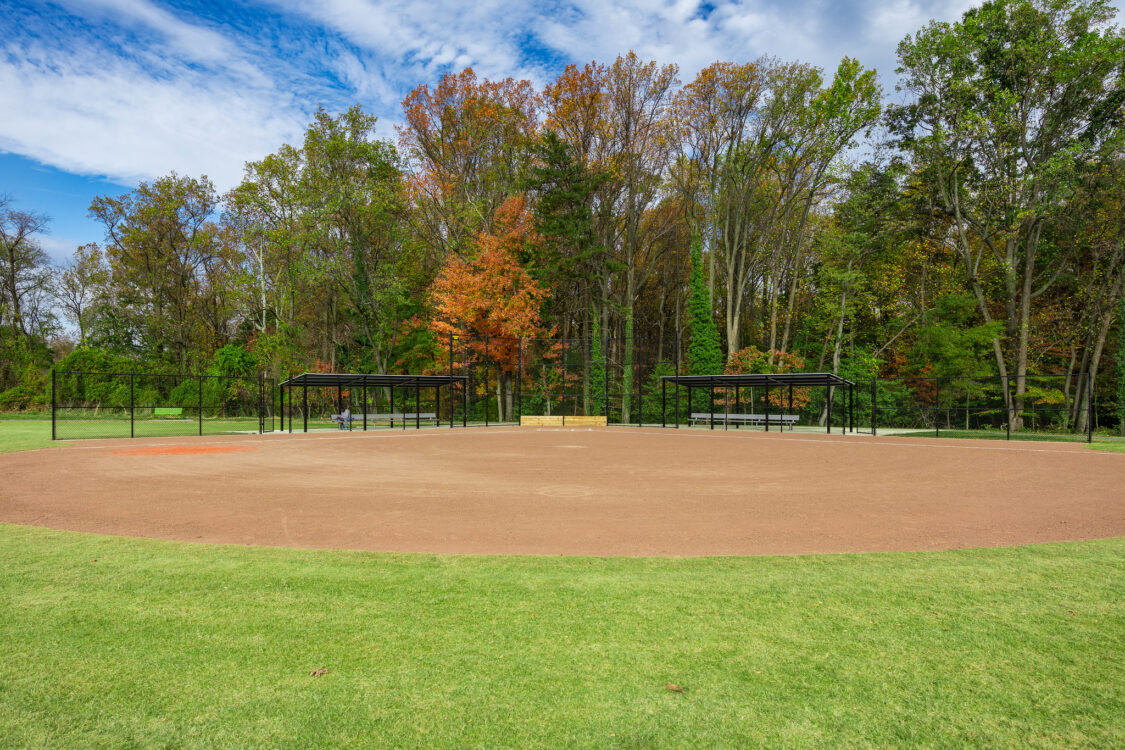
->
[0, 420, 59, 453]
[1, 524, 1123, 748]
[892, 427, 1125, 451]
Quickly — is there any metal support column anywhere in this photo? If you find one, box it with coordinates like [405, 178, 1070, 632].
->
[561, 337, 568, 420]
[303, 380, 308, 433]
[1005, 375, 1011, 440]
[462, 378, 467, 427]
[390, 387, 395, 429]
[484, 335, 490, 427]
[516, 337, 523, 423]
[826, 384, 832, 434]
[765, 382, 770, 432]
[636, 339, 641, 427]
[709, 381, 715, 430]
[661, 379, 666, 428]
[1087, 372, 1094, 443]
[724, 384, 729, 430]
[935, 377, 941, 437]
[871, 379, 877, 436]
[435, 386, 440, 429]
[130, 373, 135, 438]
[199, 375, 203, 436]
[51, 369, 56, 440]
[363, 382, 368, 431]
[604, 333, 610, 418]
[415, 382, 420, 430]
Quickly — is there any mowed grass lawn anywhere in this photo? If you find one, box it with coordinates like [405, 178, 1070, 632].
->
[1, 423, 1123, 747]
[1, 526, 1122, 748]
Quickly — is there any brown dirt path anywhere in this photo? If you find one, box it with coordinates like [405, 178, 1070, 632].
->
[1, 427, 1122, 556]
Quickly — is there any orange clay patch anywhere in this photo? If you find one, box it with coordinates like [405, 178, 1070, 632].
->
[113, 445, 257, 456]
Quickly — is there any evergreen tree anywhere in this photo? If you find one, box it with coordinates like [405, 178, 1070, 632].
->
[687, 233, 723, 376]
[589, 308, 607, 416]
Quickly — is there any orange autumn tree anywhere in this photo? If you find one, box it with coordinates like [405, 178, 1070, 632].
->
[431, 196, 552, 421]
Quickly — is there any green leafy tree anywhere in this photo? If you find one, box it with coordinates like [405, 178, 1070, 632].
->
[687, 234, 723, 376]
[891, 0, 1125, 428]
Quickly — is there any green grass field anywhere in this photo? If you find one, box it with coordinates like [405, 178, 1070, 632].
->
[2, 525, 1122, 748]
[1, 420, 1123, 747]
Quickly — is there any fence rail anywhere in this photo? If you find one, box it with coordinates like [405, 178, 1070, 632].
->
[52, 370, 275, 440]
[49, 351, 1107, 444]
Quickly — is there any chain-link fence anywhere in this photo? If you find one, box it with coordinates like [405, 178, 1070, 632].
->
[52, 370, 275, 440]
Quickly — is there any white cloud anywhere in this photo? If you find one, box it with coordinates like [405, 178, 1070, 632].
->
[0, 42, 307, 189]
[0, 0, 1016, 192]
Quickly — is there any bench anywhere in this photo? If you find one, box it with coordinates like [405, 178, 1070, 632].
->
[689, 412, 799, 430]
[331, 413, 439, 429]
[154, 407, 183, 417]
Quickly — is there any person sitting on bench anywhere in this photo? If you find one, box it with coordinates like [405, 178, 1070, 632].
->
[338, 408, 352, 430]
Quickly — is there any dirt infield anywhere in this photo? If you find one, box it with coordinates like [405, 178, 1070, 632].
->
[2, 427, 1122, 556]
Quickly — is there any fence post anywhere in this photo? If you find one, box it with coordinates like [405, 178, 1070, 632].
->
[636, 337, 642, 427]
[258, 374, 264, 434]
[604, 333, 610, 419]
[935, 377, 941, 438]
[1005, 375, 1011, 440]
[450, 331, 456, 428]
[130, 373, 134, 438]
[1088, 371, 1094, 443]
[484, 335, 489, 427]
[51, 369, 56, 441]
[303, 380, 308, 433]
[363, 382, 368, 431]
[661, 378, 666, 428]
[198, 375, 203, 436]
[871, 379, 877, 436]
[516, 337, 522, 424]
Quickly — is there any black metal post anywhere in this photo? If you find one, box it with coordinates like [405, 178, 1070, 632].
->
[661, 378, 666, 428]
[871, 379, 877, 435]
[674, 350, 680, 428]
[51, 369, 56, 440]
[1087, 371, 1094, 443]
[337, 383, 343, 424]
[709, 381, 715, 430]
[1005, 375, 1011, 440]
[199, 375, 204, 436]
[451, 332, 456, 428]
[724, 384, 729, 430]
[390, 386, 395, 429]
[435, 386, 440, 429]
[562, 337, 568, 419]
[826, 384, 832, 434]
[462, 378, 467, 427]
[363, 382, 368, 431]
[303, 379, 308, 433]
[734, 385, 740, 427]
[936, 377, 941, 438]
[484, 335, 490, 427]
[130, 373, 134, 438]
[415, 382, 420, 430]
[604, 333, 610, 418]
[258, 374, 264, 434]
[516, 337, 523, 423]
[279, 382, 284, 433]
[765, 382, 770, 432]
[636, 338, 642, 427]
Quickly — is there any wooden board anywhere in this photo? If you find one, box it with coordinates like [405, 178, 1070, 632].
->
[520, 416, 564, 427]
[563, 416, 607, 427]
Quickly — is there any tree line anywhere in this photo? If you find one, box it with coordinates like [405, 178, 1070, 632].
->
[2, 0, 1124, 432]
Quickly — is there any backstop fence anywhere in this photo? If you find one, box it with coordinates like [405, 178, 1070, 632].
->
[48, 341, 1110, 442]
[52, 370, 275, 440]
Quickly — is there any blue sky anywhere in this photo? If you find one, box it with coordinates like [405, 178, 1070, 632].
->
[2, 0, 995, 261]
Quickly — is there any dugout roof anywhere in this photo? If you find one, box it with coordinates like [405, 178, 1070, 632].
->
[279, 373, 466, 389]
[661, 372, 855, 387]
